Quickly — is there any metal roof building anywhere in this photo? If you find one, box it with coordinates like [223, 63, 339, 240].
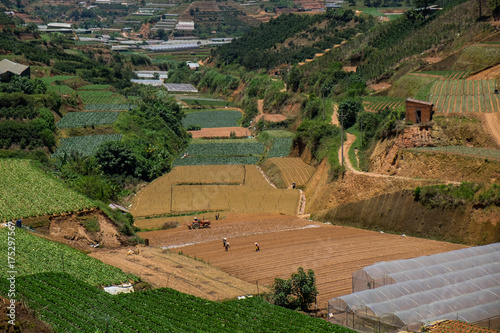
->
[165, 83, 198, 93]
[0, 59, 30, 81]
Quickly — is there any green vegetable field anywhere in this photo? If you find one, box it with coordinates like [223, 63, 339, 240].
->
[185, 142, 264, 156]
[77, 90, 128, 105]
[79, 84, 113, 90]
[47, 85, 76, 95]
[0, 229, 135, 285]
[179, 98, 235, 107]
[363, 97, 405, 112]
[268, 137, 293, 158]
[0, 159, 95, 221]
[429, 79, 500, 113]
[182, 110, 242, 128]
[52, 134, 123, 158]
[0, 272, 352, 333]
[57, 111, 121, 129]
[174, 140, 264, 166]
[173, 155, 260, 166]
[84, 104, 136, 111]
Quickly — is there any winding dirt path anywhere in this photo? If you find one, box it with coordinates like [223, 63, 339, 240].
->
[339, 133, 459, 184]
[483, 113, 500, 148]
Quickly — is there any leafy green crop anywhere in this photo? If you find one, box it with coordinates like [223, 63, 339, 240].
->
[182, 110, 242, 128]
[57, 111, 121, 129]
[52, 134, 123, 158]
[47, 85, 76, 95]
[84, 104, 136, 111]
[0, 229, 135, 285]
[268, 138, 292, 158]
[39, 76, 77, 85]
[0, 159, 95, 221]
[0, 272, 353, 333]
[185, 142, 264, 156]
[77, 90, 127, 105]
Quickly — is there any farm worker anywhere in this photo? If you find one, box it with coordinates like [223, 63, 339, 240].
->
[194, 217, 198, 222]
[225, 242, 229, 252]
[292, 182, 296, 189]
[223, 238, 227, 247]
[255, 242, 260, 252]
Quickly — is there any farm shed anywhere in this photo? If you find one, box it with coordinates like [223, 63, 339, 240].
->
[405, 98, 434, 124]
[0, 59, 30, 81]
[328, 243, 500, 332]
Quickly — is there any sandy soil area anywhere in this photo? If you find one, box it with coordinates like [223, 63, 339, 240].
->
[188, 127, 251, 138]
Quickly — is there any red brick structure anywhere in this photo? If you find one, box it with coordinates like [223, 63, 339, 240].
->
[405, 98, 434, 124]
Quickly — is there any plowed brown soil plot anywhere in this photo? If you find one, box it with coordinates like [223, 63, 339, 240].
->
[139, 213, 465, 308]
[189, 127, 250, 138]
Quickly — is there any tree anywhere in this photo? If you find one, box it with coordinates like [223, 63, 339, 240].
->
[95, 141, 138, 178]
[338, 98, 363, 129]
[271, 267, 318, 311]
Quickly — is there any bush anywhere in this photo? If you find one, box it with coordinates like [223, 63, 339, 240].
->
[271, 267, 318, 311]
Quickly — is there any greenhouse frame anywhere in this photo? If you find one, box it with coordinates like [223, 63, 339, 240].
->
[328, 243, 500, 332]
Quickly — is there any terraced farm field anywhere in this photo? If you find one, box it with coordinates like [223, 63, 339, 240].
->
[429, 79, 500, 113]
[1, 272, 349, 333]
[138, 213, 466, 308]
[182, 110, 242, 128]
[56, 111, 121, 129]
[173, 139, 265, 166]
[363, 97, 405, 112]
[0, 159, 95, 221]
[261, 157, 316, 189]
[52, 134, 123, 158]
[130, 165, 300, 217]
[77, 90, 128, 106]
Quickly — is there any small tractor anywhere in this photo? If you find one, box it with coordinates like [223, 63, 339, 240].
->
[187, 217, 211, 230]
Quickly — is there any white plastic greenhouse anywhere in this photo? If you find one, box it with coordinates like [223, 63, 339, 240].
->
[328, 243, 500, 332]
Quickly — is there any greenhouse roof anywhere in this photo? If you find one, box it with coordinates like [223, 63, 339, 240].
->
[330, 243, 500, 331]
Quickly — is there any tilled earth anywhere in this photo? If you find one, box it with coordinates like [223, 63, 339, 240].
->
[138, 213, 465, 308]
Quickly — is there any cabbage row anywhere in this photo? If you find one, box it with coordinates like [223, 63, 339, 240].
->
[57, 111, 121, 129]
[51, 134, 122, 158]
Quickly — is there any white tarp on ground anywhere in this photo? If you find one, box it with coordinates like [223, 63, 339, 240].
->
[103, 283, 134, 295]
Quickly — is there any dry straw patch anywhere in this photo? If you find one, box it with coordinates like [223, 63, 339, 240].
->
[131, 165, 300, 218]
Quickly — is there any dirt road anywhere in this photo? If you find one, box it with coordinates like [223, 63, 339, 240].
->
[483, 113, 500, 148]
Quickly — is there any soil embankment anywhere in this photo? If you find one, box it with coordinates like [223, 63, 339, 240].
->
[314, 190, 500, 245]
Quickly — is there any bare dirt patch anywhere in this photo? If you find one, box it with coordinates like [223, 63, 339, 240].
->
[188, 127, 250, 138]
[468, 63, 500, 80]
[368, 82, 392, 91]
[0, 296, 52, 333]
[152, 213, 465, 308]
[255, 113, 288, 122]
[90, 246, 266, 301]
[482, 113, 500, 148]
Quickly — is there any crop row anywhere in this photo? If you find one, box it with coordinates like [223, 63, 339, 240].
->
[0, 159, 95, 221]
[268, 138, 293, 158]
[430, 95, 500, 113]
[78, 84, 112, 90]
[412, 146, 500, 161]
[0, 229, 135, 285]
[179, 98, 234, 107]
[52, 134, 123, 159]
[364, 100, 404, 112]
[84, 104, 136, 111]
[57, 111, 121, 129]
[430, 79, 495, 97]
[0, 272, 352, 333]
[78, 90, 128, 105]
[184, 142, 265, 156]
[47, 85, 76, 95]
[417, 71, 471, 80]
[173, 155, 260, 166]
[182, 110, 242, 128]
